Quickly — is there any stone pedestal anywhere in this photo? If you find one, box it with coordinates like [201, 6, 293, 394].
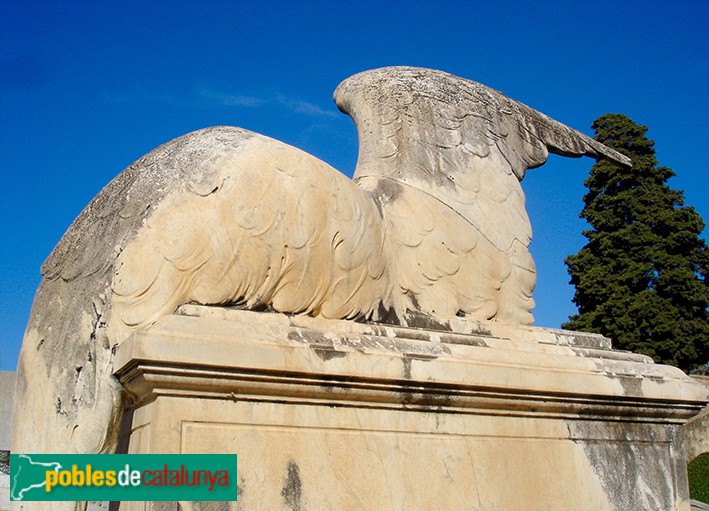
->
[114, 305, 708, 511]
[685, 376, 709, 462]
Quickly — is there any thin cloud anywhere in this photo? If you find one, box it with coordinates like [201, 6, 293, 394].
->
[199, 89, 265, 107]
[201, 88, 339, 120]
[104, 87, 339, 121]
[103, 89, 200, 108]
[275, 93, 339, 120]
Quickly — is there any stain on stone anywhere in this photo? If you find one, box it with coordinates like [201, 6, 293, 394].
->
[403, 310, 452, 332]
[289, 329, 334, 349]
[237, 476, 245, 499]
[312, 347, 347, 361]
[372, 303, 402, 325]
[403, 352, 438, 362]
[396, 387, 454, 409]
[402, 357, 413, 380]
[287, 330, 304, 343]
[400, 392, 415, 405]
[0, 451, 9, 475]
[281, 460, 303, 511]
[308, 330, 332, 346]
[415, 392, 454, 408]
[407, 294, 421, 312]
[564, 331, 612, 350]
[646, 375, 668, 385]
[319, 383, 351, 395]
[396, 328, 433, 342]
[371, 177, 403, 204]
[152, 501, 178, 511]
[616, 375, 644, 397]
[439, 335, 488, 348]
[566, 420, 673, 510]
[468, 324, 493, 337]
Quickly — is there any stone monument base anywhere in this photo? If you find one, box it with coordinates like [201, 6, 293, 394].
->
[114, 305, 708, 511]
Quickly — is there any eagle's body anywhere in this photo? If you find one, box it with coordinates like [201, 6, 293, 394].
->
[13, 68, 630, 509]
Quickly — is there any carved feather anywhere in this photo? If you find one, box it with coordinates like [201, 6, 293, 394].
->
[14, 68, 628, 499]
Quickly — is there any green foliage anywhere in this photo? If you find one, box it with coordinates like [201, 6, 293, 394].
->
[564, 114, 709, 370]
[688, 452, 709, 503]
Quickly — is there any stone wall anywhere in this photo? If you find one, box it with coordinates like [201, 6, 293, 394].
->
[686, 376, 709, 461]
[0, 371, 16, 511]
[114, 305, 708, 511]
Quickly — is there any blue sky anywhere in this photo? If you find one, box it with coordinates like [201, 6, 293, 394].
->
[1, 1, 708, 370]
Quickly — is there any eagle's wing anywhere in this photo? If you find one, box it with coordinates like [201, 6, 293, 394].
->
[334, 67, 628, 324]
[110, 130, 387, 334]
[15, 128, 256, 462]
[14, 127, 387, 479]
[334, 66, 630, 252]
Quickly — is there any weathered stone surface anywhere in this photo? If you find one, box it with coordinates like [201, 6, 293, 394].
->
[0, 452, 8, 511]
[685, 376, 709, 461]
[12, 67, 637, 511]
[0, 372, 15, 452]
[1, 372, 14, 511]
[336, 67, 628, 327]
[0, 372, 12, 511]
[114, 305, 707, 511]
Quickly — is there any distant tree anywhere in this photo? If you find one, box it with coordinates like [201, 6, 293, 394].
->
[564, 114, 709, 370]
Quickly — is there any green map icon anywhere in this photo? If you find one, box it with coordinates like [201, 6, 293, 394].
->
[10, 453, 237, 501]
[10, 454, 63, 500]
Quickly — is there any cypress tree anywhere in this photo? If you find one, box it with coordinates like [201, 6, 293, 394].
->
[564, 114, 709, 370]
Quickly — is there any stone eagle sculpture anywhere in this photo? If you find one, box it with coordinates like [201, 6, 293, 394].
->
[14, 67, 630, 474]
